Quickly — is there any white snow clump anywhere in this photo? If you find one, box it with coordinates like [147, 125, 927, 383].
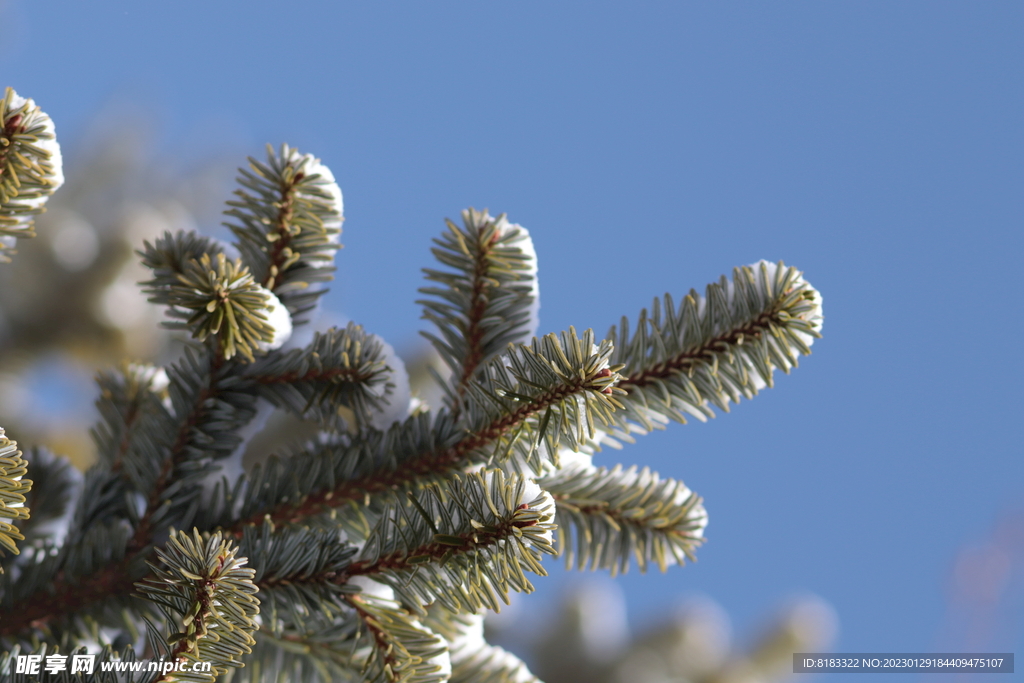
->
[255, 288, 293, 353]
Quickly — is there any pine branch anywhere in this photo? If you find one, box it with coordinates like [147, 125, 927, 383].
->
[138, 230, 228, 286]
[237, 470, 555, 621]
[129, 347, 259, 547]
[608, 261, 823, 433]
[0, 515, 138, 640]
[140, 233, 289, 362]
[344, 470, 556, 614]
[0, 465, 166, 642]
[0, 428, 31, 571]
[418, 208, 539, 409]
[248, 577, 451, 683]
[3, 250, 295, 635]
[135, 530, 259, 682]
[540, 462, 707, 575]
[230, 328, 621, 531]
[2, 272, 615, 641]
[244, 323, 397, 430]
[0, 237, 285, 639]
[224, 144, 342, 324]
[344, 592, 450, 683]
[93, 363, 174, 489]
[0, 88, 64, 261]
[243, 524, 359, 627]
[0, 348, 260, 638]
[244, 628, 359, 683]
[0, 94, 831, 683]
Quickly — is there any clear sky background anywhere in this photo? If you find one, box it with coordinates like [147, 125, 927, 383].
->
[3, 2, 1022, 680]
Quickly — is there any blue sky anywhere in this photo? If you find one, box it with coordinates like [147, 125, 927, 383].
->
[3, 1, 1022, 678]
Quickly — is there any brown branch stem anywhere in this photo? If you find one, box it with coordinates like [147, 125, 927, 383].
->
[233, 377, 589, 534]
[261, 172, 302, 291]
[109, 400, 142, 476]
[128, 353, 223, 554]
[619, 310, 779, 392]
[345, 595, 402, 681]
[553, 495, 699, 536]
[257, 515, 532, 591]
[453, 229, 498, 404]
[0, 561, 137, 637]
